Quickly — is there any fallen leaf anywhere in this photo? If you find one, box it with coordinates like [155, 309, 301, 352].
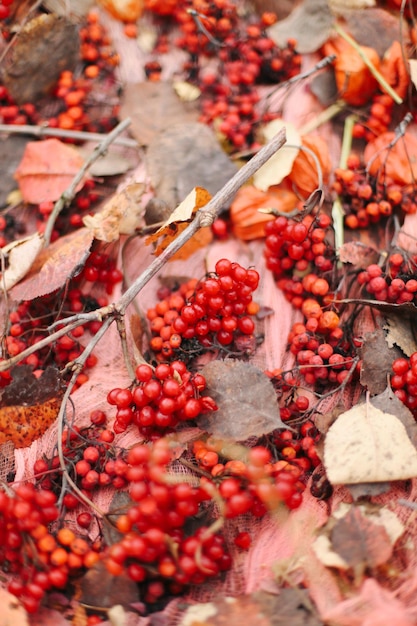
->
[370, 386, 417, 448]
[344, 7, 404, 58]
[267, 0, 334, 54]
[364, 131, 417, 186]
[383, 313, 417, 357]
[180, 590, 322, 626]
[197, 360, 285, 440]
[359, 326, 402, 395]
[43, 0, 95, 16]
[338, 241, 379, 268]
[146, 122, 237, 208]
[1, 14, 79, 104]
[323, 399, 417, 484]
[337, 502, 404, 545]
[80, 561, 139, 610]
[14, 139, 87, 204]
[108, 605, 127, 626]
[0, 232, 43, 291]
[253, 119, 300, 192]
[329, 0, 375, 10]
[0, 366, 64, 448]
[75, 147, 136, 177]
[0, 136, 30, 207]
[330, 506, 393, 570]
[173, 80, 201, 102]
[83, 183, 146, 242]
[9, 228, 94, 301]
[0, 587, 29, 626]
[146, 186, 211, 256]
[120, 82, 200, 147]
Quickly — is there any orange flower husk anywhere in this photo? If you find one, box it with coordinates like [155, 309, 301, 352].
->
[230, 185, 299, 240]
[289, 135, 332, 199]
[380, 40, 410, 100]
[364, 131, 417, 185]
[322, 36, 380, 106]
[97, 0, 143, 22]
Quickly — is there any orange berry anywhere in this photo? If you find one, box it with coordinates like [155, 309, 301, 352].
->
[84, 550, 100, 568]
[116, 515, 132, 534]
[84, 64, 99, 79]
[50, 547, 69, 567]
[301, 298, 322, 320]
[124, 23, 138, 38]
[57, 527, 76, 546]
[37, 534, 57, 553]
[67, 552, 84, 570]
[317, 311, 340, 333]
[345, 214, 359, 229]
[67, 106, 84, 121]
[71, 537, 90, 556]
[57, 113, 74, 129]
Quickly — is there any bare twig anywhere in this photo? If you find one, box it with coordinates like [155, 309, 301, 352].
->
[43, 118, 132, 246]
[0, 123, 138, 148]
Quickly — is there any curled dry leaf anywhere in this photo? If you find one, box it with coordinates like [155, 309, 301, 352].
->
[383, 313, 417, 357]
[146, 186, 212, 257]
[230, 185, 298, 241]
[338, 241, 379, 268]
[9, 228, 94, 301]
[0, 232, 43, 292]
[253, 119, 300, 192]
[197, 360, 285, 440]
[380, 40, 410, 99]
[0, 366, 64, 448]
[288, 134, 332, 199]
[364, 131, 417, 185]
[14, 138, 87, 204]
[359, 326, 402, 395]
[344, 7, 403, 59]
[83, 183, 146, 242]
[322, 36, 380, 106]
[80, 561, 139, 610]
[323, 400, 417, 484]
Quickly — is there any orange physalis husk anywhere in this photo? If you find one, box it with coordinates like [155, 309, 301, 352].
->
[364, 131, 417, 185]
[380, 40, 410, 100]
[230, 185, 299, 240]
[322, 36, 380, 106]
[288, 135, 332, 199]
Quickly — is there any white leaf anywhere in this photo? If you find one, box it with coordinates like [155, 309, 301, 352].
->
[324, 402, 417, 484]
[253, 119, 300, 191]
[0, 233, 43, 291]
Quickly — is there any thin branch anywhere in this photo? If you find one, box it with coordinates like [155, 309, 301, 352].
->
[43, 118, 132, 246]
[0, 123, 138, 148]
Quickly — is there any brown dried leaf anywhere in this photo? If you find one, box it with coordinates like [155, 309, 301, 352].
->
[146, 122, 237, 209]
[359, 326, 402, 395]
[0, 366, 64, 448]
[323, 399, 417, 485]
[338, 241, 379, 268]
[14, 139, 87, 204]
[0, 587, 30, 626]
[383, 313, 417, 357]
[179, 590, 322, 626]
[146, 186, 211, 256]
[80, 562, 139, 610]
[268, 0, 334, 54]
[330, 506, 393, 570]
[344, 7, 404, 58]
[371, 386, 417, 448]
[83, 183, 146, 242]
[120, 82, 199, 147]
[253, 119, 300, 192]
[197, 360, 285, 440]
[0, 136, 29, 206]
[9, 228, 94, 301]
[1, 14, 79, 104]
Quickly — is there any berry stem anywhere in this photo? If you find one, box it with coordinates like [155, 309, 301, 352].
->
[333, 114, 358, 252]
[0, 123, 139, 148]
[334, 24, 403, 105]
[43, 118, 132, 246]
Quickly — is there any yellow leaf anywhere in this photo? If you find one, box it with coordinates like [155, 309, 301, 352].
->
[146, 186, 211, 256]
[173, 80, 201, 102]
[253, 119, 300, 192]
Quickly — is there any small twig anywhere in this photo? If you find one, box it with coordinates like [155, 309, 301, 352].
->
[334, 24, 403, 105]
[116, 315, 136, 380]
[0, 123, 138, 148]
[333, 114, 358, 253]
[43, 118, 132, 246]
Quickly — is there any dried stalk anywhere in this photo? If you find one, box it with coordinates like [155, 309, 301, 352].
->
[0, 123, 138, 148]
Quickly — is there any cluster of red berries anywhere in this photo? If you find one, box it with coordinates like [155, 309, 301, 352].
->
[0, 484, 99, 614]
[352, 94, 395, 142]
[0, 0, 13, 21]
[272, 419, 321, 473]
[0, 84, 38, 126]
[264, 212, 335, 308]
[146, 259, 259, 363]
[107, 361, 217, 438]
[332, 154, 417, 229]
[73, 249, 123, 296]
[105, 440, 231, 602]
[358, 261, 417, 304]
[391, 352, 417, 413]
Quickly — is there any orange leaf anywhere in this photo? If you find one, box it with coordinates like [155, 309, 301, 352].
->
[230, 185, 298, 240]
[146, 186, 211, 255]
[14, 138, 87, 204]
[323, 36, 380, 106]
[364, 131, 417, 185]
[380, 40, 410, 100]
[289, 134, 332, 198]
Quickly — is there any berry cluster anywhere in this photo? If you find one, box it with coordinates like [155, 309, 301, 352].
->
[107, 361, 217, 438]
[391, 353, 417, 413]
[146, 259, 259, 363]
[352, 94, 395, 142]
[0, 484, 98, 613]
[264, 213, 335, 308]
[332, 154, 417, 229]
[73, 249, 123, 296]
[358, 260, 417, 304]
[0, 0, 13, 21]
[105, 440, 231, 602]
